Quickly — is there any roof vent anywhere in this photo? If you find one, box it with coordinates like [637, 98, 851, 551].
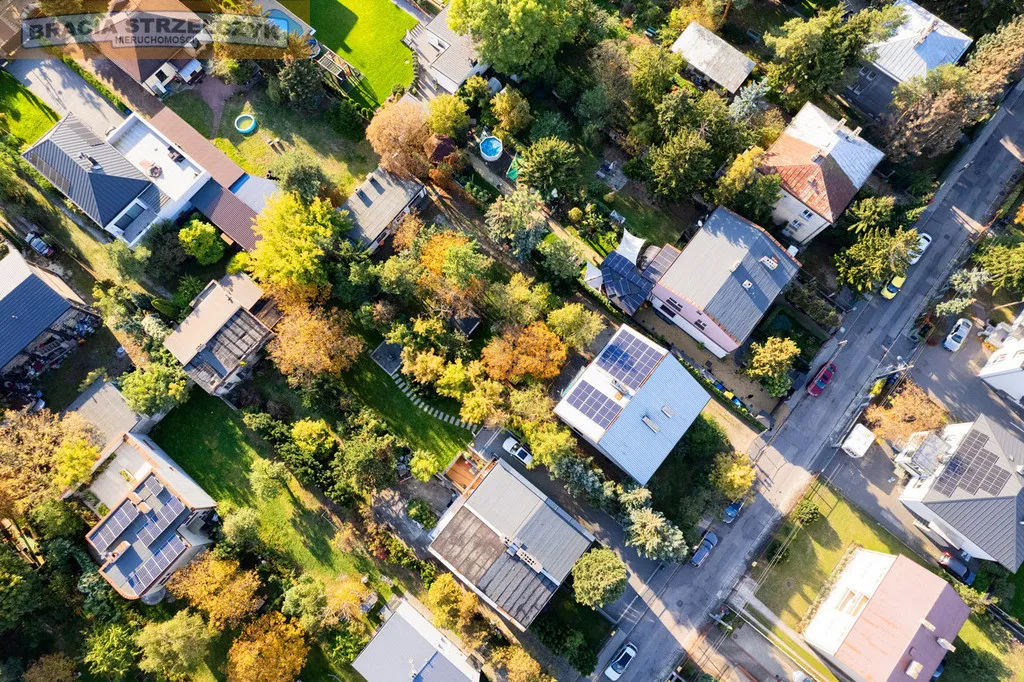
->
[905, 661, 923, 679]
[1015, 465, 1024, 475]
[80, 152, 101, 170]
[642, 415, 661, 433]
[937, 638, 956, 653]
[662, 405, 675, 418]
[742, 280, 753, 290]
[516, 548, 542, 572]
[760, 255, 779, 270]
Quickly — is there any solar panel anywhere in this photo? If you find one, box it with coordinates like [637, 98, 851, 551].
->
[931, 430, 1012, 498]
[595, 329, 664, 390]
[29, 152, 70, 195]
[131, 534, 187, 593]
[90, 501, 140, 553]
[642, 245, 681, 283]
[136, 497, 186, 546]
[566, 380, 622, 429]
[601, 252, 654, 315]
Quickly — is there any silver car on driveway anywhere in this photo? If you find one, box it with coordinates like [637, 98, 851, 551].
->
[943, 318, 973, 352]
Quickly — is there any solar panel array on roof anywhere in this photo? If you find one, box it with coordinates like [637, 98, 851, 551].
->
[595, 330, 664, 390]
[129, 534, 187, 594]
[601, 251, 654, 315]
[642, 244, 681, 283]
[136, 497, 186, 546]
[932, 431, 1013, 498]
[566, 380, 622, 429]
[91, 501, 140, 553]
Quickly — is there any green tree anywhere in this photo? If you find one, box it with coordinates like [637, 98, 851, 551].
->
[713, 147, 782, 224]
[491, 87, 533, 140]
[249, 458, 290, 499]
[442, 240, 493, 288]
[486, 185, 548, 261]
[335, 416, 398, 493]
[85, 623, 140, 680]
[282, 574, 328, 633]
[23, 653, 76, 682]
[530, 110, 572, 142]
[106, 240, 151, 283]
[136, 610, 213, 680]
[221, 507, 262, 553]
[484, 273, 553, 325]
[29, 499, 86, 540]
[952, 581, 998, 616]
[178, 217, 225, 265]
[523, 421, 576, 467]
[570, 548, 627, 608]
[426, 573, 478, 631]
[276, 55, 326, 112]
[846, 196, 895, 234]
[518, 137, 579, 196]
[538, 237, 582, 284]
[629, 42, 683, 113]
[0, 544, 38, 633]
[625, 506, 689, 562]
[649, 129, 714, 202]
[410, 449, 443, 481]
[975, 242, 1024, 294]
[120, 363, 190, 415]
[765, 5, 904, 105]
[250, 193, 348, 293]
[745, 336, 799, 397]
[835, 228, 920, 292]
[449, 0, 583, 76]
[428, 94, 470, 138]
[710, 451, 757, 500]
[547, 303, 604, 352]
[272, 151, 336, 205]
[887, 64, 980, 162]
[965, 15, 1024, 102]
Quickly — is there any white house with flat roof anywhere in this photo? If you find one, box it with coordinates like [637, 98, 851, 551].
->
[554, 325, 710, 484]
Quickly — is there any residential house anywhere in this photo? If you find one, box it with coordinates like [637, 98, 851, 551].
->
[758, 103, 885, 244]
[93, 0, 208, 95]
[80, 432, 217, 603]
[404, 6, 488, 94]
[669, 21, 754, 94]
[977, 309, 1024, 404]
[343, 168, 426, 253]
[0, 247, 99, 379]
[163, 274, 276, 396]
[847, 0, 972, 118]
[896, 415, 1024, 572]
[646, 207, 800, 358]
[67, 378, 161, 447]
[553, 325, 710, 484]
[428, 458, 594, 630]
[803, 549, 968, 682]
[353, 598, 480, 682]
[589, 228, 654, 317]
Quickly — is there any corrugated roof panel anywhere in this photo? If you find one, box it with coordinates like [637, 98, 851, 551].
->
[0, 250, 73, 369]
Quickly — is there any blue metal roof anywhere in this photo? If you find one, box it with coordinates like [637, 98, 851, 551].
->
[0, 250, 72, 369]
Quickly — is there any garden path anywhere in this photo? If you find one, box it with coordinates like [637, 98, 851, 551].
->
[193, 75, 238, 136]
[392, 374, 478, 433]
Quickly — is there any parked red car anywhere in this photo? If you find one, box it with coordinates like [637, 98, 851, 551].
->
[807, 362, 837, 397]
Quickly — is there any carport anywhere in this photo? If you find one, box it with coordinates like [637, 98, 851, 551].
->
[189, 179, 259, 251]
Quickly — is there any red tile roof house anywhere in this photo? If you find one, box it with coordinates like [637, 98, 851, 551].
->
[803, 549, 969, 682]
[758, 102, 885, 245]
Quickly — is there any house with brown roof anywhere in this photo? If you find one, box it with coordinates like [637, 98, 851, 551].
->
[803, 549, 968, 682]
[758, 103, 885, 245]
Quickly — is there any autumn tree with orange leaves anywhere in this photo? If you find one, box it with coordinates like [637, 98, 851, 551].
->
[865, 381, 947, 446]
[167, 555, 261, 631]
[482, 322, 567, 384]
[366, 100, 430, 179]
[268, 300, 364, 387]
[227, 612, 308, 682]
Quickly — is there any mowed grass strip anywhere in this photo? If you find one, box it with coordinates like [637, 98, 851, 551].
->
[0, 70, 59, 146]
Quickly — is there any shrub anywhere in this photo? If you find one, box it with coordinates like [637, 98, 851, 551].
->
[327, 98, 365, 140]
[406, 498, 438, 530]
[533, 617, 597, 675]
[178, 218, 225, 265]
[793, 499, 821, 525]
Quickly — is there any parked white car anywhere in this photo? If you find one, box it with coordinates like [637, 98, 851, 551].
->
[943, 318, 973, 352]
[604, 643, 637, 680]
[502, 435, 533, 466]
[908, 232, 932, 265]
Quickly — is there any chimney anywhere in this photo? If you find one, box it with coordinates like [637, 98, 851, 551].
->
[642, 415, 661, 433]
[80, 152, 101, 170]
[852, 126, 862, 136]
[921, 618, 935, 632]
[937, 638, 956, 652]
[917, 19, 938, 45]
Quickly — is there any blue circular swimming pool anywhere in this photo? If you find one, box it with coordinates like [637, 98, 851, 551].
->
[235, 114, 257, 134]
[480, 136, 503, 162]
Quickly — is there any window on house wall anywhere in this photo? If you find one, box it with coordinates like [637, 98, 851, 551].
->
[659, 304, 676, 318]
[789, 218, 804, 230]
[801, 209, 814, 220]
[694, 319, 707, 331]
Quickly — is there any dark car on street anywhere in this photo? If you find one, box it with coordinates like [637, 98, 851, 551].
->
[722, 500, 744, 524]
[807, 362, 837, 397]
[690, 531, 719, 567]
[938, 551, 975, 586]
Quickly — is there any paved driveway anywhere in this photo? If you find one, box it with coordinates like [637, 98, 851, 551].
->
[5, 58, 123, 135]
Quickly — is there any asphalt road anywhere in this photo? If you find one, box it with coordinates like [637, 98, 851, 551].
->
[592, 82, 1024, 682]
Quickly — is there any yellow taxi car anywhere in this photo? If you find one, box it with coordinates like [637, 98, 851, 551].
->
[881, 274, 906, 300]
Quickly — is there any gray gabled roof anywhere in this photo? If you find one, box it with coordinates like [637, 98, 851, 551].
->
[923, 415, 1024, 571]
[867, 0, 972, 84]
[23, 114, 153, 228]
[0, 249, 73, 369]
[417, 5, 485, 87]
[343, 168, 424, 249]
[66, 379, 146, 446]
[655, 207, 799, 344]
[670, 22, 755, 93]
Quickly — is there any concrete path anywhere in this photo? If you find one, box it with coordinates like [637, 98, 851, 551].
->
[392, 0, 430, 23]
[392, 374, 478, 433]
[5, 58, 123, 135]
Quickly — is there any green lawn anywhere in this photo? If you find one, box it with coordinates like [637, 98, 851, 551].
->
[150, 392, 392, 682]
[212, 89, 377, 198]
[304, 0, 417, 106]
[39, 327, 122, 411]
[0, 70, 59, 146]
[754, 483, 1021, 681]
[164, 90, 214, 138]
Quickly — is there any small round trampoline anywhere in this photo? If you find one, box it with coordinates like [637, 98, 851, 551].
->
[234, 114, 257, 134]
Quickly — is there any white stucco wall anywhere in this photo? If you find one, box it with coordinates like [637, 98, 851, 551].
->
[772, 189, 831, 244]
